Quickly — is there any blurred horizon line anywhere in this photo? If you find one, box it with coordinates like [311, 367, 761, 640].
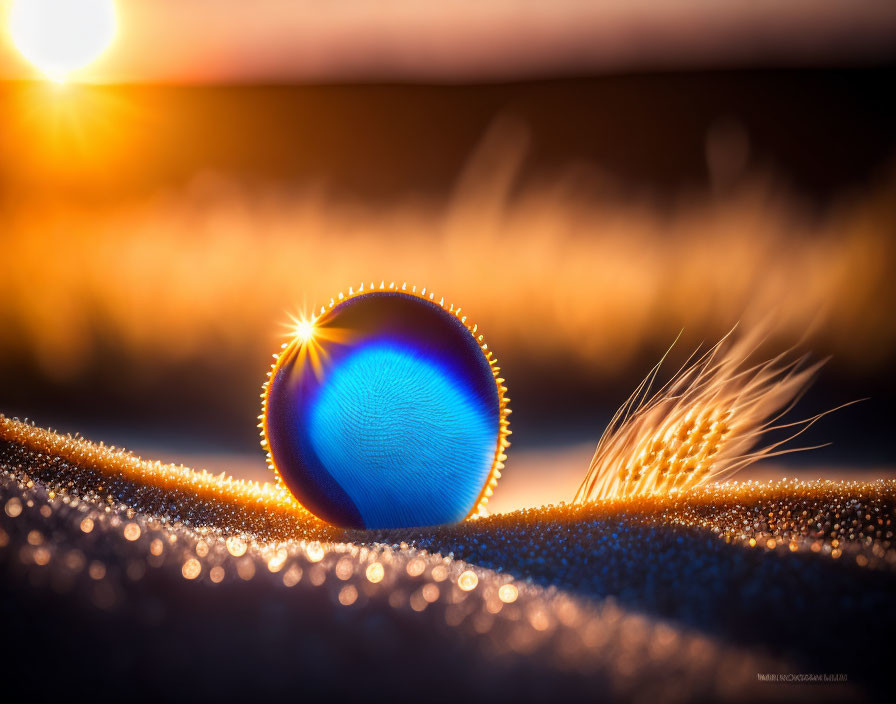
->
[1, 61, 894, 90]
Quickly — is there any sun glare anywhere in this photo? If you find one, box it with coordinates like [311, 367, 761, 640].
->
[295, 319, 316, 344]
[9, 0, 117, 83]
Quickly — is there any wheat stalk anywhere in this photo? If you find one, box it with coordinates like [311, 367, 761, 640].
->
[574, 328, 853, 503]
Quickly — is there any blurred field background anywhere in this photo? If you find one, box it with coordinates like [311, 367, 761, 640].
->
[1, 4, 895, 511]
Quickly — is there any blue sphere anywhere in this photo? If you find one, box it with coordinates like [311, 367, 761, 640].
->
[263, 290, 507, 529]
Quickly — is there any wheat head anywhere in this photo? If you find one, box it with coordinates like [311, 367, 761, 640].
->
[574, 328, 850, 503]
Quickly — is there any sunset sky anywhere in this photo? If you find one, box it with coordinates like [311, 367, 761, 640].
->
[1, 0, 895, 83]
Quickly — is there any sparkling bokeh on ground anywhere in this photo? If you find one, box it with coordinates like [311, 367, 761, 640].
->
[1, 418, 891, 701]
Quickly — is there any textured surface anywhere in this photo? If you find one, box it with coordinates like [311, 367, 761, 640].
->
[373, 484, 895, 695]
[310, 343, 496, 528]
[264, 289, 505, 529]
[1, 418, 893, 701]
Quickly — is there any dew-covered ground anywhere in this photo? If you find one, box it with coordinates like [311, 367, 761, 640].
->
[2, 428, 893, 702]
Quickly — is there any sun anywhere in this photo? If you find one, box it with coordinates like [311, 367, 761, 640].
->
[8, 0, 117, 83]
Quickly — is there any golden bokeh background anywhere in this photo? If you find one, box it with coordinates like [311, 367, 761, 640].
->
[1, 5, 894, 508]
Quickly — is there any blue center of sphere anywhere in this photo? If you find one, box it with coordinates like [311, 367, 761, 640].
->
[308, 343, 496, 529]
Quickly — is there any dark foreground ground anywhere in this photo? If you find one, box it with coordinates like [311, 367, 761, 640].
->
[1, 429, 893, 702]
